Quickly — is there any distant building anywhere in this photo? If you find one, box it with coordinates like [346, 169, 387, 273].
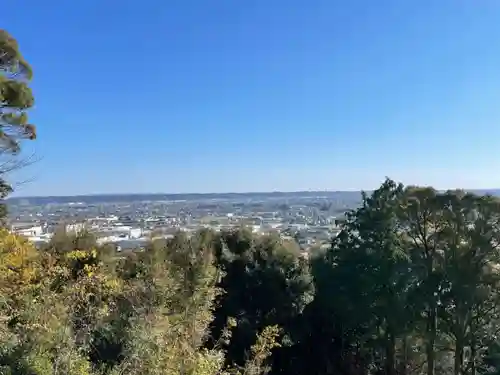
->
[11, 223, 44, 237]
[66, 222, 86, 234]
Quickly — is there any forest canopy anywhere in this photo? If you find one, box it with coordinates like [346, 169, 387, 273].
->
[3, 179, 500, 375]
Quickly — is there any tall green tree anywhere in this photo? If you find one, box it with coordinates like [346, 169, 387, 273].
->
[0, 29, 36, 222]
[209, 228, 314, 372]
[321, 179, 412, 375]
[437, 191, 500, 375]
[398, 186, 445, 375]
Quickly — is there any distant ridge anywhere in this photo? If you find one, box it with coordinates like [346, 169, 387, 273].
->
[7, 191, 364, 205]
[7, 189, 500, 206]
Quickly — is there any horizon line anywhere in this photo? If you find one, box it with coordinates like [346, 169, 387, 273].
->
[8, 187, 500, 200]
[8, 189, 365, 200]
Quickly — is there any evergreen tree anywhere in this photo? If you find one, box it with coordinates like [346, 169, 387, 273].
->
[0, 29, 36, 223]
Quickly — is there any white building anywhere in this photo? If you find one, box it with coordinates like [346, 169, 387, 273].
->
[12, 224, 44, 237]
[66, 222, 86, 234]
[130, 228, 142, 239]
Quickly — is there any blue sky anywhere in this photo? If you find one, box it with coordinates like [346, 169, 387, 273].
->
[4, 0, 500, 196]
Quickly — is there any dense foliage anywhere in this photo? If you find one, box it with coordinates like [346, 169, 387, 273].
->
[4, 181, 500, 375]
[0, 228, 284, 375]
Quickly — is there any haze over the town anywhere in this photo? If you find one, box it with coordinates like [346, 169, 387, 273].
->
[5, 0, 500, 196]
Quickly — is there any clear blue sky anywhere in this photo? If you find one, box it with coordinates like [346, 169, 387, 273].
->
[4, 0, 500, 196]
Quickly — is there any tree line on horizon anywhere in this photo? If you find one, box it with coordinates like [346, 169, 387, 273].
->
[4, 29, 500, 375]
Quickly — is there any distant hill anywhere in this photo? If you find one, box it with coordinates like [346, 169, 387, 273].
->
[470, 189, 500, 196]
[6, 191, 364, 206]
[7, 189, 500, 206]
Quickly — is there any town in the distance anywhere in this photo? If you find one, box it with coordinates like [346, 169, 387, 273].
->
[10, 188, 500, 255]
[7, 191, 366, 254]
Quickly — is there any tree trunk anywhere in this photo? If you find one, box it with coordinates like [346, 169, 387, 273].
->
[470, 338, 476, 375]
[385, 332, 396, 375]
[454, 338, 463, 375]
[427, 304, 437, 375]
[400, 336, 409, 375]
